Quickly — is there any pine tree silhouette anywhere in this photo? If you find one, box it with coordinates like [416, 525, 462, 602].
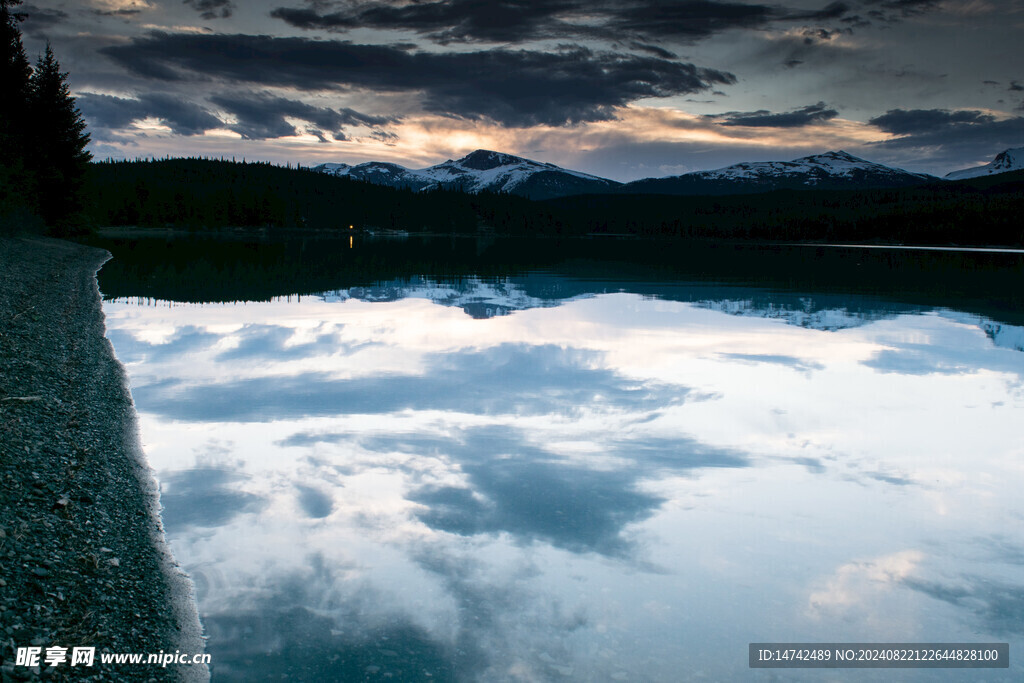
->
[0, 0, 34, 229]
[28, 42, 92, 230]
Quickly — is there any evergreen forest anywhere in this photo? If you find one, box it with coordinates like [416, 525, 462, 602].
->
[1, 0, 90, 235]
[86, 158, 1024, 247]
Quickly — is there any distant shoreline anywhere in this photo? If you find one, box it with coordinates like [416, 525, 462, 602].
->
[0, 236, 206, 681]
[92, 224, 1024, 252]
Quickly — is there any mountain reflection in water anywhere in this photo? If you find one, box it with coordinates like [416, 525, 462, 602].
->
[97, 235, 1024, 681]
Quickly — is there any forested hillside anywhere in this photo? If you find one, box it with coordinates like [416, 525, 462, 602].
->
[545, 172, 1024, 245]
[84, 158, 1024, 246]
[84, 158, 547, 234]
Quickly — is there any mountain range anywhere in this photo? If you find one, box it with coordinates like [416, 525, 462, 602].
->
[313, 147, 1024, 200]
[316, 149, 620, 200]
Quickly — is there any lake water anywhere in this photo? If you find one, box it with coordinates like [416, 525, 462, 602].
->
[96, 235, 1024, 681]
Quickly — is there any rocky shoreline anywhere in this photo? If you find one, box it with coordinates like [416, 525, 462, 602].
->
[0, 237, 206, 682]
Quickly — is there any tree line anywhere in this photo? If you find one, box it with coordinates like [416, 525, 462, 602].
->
[85, 157, 1024, 247]
[1, 0, 90, 235]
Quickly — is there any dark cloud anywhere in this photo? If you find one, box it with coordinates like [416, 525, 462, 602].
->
[869, 108, 996, 135]
[19, 4, 68, 35]
[92, 8, 143, 17]
[76, 92, 224, 136]
[184, 0, 235, 20]
[785, 1, 852, 20]
[904, 575, 1024, 636]
[213, 325, 380, 360]
[372, 425, 747, 556]
[295, 484, 334, 518]
[107, 325, 220, 362]
[710, 101, 839, 127]
[211, 92, 392, 141]
[132, 344, 692, 422]
[600, 0, 776, 40]
[271, 0, 577, 44]
[100, 33, 735, 126]
[862, 0, 941, 21]
[202, 563, 465, 680]
[271, 0, 781, 44]
[411, 464, 660, 556]
[627, 41, 678, 59]
[1010, 81, 1024, 92]
[868, 108, 1024, 161]
[159, 467, 266, 534]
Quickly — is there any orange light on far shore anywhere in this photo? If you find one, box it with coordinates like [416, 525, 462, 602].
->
[349, 224, 354, 229]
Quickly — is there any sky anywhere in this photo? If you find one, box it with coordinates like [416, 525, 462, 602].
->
[15, 0, 1024, 180]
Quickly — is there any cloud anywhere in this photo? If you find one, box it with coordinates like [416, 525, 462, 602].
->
[76, 91, 224, 136]
[869, 108, 996, 135]
[184, 0, 235, 19]
[785, 1, 853, 20]
[366, 425, 747, 556]
[271, 0, 784, 44]
[210, 92, 393, 141]
[19, 4, 69, 35]
[132, 343, 691, 422]
[100, 33, 736, 126]
[904, 575, 1024, 636]
[602, 0, 775, 40]
[159, 466, 267, 534]
[295, 484, 334, 519]
[710, 101, 839, 127]
[201, 565, 464, 680]
[106, 325, 220, 362]
[718, 352, 825, 372]
[271, 0, 577, 44]
[809, 550, 924, 614]
[867, 108, 1024, 161]
[859, 0, 942, 23]
[214, 323, 380, 360]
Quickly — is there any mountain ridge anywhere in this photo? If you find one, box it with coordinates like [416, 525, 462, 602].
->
[315, 149, 622, 200]
[314, 146, 1023, 199]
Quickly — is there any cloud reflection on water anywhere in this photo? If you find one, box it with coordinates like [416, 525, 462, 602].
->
[133, 343, 691, 422]
[100, 277, 1024, 681]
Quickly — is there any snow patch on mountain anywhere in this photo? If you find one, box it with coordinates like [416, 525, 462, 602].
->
[945, 147, 1024, 180]
[693, 150, 932, 184]
[314, 149, 620, 198]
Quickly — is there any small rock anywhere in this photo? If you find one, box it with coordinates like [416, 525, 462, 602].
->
[31, 567, 50, 578]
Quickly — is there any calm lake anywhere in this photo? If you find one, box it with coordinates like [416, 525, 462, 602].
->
[94, 234, 1024, 681]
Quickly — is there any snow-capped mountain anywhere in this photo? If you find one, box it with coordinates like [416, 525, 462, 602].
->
[619, 151, 936, 195]
[944, 147, 1024, 180]
[314, 149, 622, 200]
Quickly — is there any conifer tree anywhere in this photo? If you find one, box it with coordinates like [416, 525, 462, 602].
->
[0, 0, 33, 226]
[28, 42, 92, 229]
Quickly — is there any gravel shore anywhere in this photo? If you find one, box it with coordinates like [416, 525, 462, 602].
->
[0, 236, 206, 682]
